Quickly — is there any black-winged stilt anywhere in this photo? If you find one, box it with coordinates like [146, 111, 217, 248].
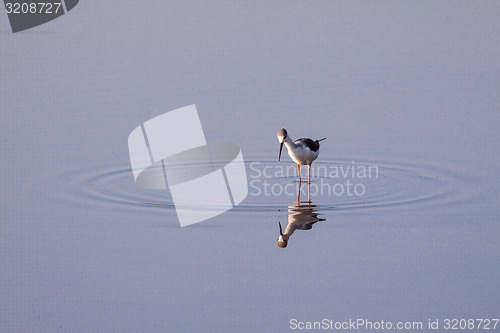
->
[277, 128, 325, 184]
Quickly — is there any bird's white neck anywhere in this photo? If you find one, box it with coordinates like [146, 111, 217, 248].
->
[282, 136, 297, 150]
[282, 221, 297, 238]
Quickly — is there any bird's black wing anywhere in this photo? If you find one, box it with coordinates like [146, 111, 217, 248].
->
[296, 138, 320, 152]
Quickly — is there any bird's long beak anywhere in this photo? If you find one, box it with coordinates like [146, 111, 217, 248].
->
[279, 221, 284, 236]
[278, 142, 284, 161]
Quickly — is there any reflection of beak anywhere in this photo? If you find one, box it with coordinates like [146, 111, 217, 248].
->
[278, 142, 283, 161]
[279, 221, 284, 236]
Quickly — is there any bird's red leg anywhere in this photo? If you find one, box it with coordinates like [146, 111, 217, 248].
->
[297, 164, 301, 183]
[308, 165, 311, 184]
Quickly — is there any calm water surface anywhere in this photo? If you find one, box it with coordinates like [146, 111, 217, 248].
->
[1, 2, 499, 332]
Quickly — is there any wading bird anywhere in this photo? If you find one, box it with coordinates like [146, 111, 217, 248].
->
[277, 128, 325, 184]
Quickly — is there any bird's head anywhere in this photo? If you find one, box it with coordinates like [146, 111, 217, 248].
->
[277, 128, 288, 144]
[277, 128, 288, 161]
[277, 221, 288, 248]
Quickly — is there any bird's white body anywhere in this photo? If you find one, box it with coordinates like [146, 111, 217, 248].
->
[281, 137, 319, 166]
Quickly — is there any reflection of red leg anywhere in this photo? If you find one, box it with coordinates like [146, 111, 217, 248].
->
[308, 181, 311, 203]
[297, 164, 301, 182]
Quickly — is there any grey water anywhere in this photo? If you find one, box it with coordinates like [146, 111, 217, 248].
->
[1, 2, 499, 332]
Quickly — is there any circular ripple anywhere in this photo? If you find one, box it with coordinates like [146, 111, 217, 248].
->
[53, 156, 470, 217]
[239, 158, 453, 213]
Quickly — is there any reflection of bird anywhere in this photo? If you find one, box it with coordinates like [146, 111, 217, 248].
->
[277, 128, 325, 184]
[277, 202, 325, 248]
